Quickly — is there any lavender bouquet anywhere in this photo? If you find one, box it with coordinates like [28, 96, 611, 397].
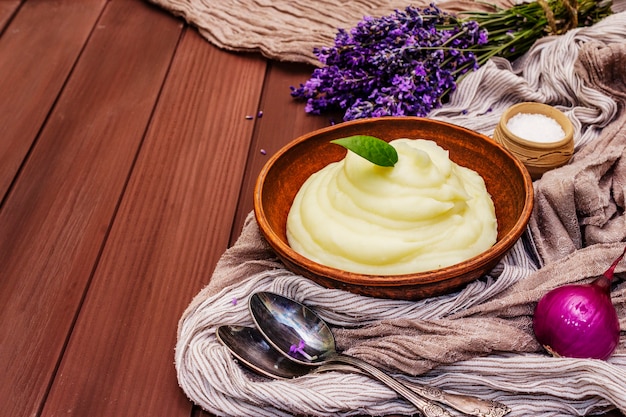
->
[290, 0, 612, 121]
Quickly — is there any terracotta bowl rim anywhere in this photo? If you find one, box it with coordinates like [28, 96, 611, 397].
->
[254, 116, 534, 287]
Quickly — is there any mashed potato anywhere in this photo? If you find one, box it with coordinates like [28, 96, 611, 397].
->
[286, 138, 497, 275]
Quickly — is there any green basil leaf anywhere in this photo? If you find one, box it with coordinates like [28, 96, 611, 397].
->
[330, 135, 398, 167]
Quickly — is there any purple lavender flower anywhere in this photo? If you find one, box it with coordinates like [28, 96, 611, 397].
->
[291, 5, 488, 121]
[288, 340, 309, 358]
[291, 0, 612, 121]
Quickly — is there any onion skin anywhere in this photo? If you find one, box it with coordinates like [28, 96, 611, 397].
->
[532, 283, 620, 360]
[533, 246, 625, 360]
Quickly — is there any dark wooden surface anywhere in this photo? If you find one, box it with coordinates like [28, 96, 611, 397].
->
[0, 1, 622, 417]
[0, 1, 329, 416]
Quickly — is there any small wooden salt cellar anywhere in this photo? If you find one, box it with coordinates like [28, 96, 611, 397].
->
[493, 102, 574, 180]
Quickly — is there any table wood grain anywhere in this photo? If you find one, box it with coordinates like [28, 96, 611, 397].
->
[0, 1, 621, 417]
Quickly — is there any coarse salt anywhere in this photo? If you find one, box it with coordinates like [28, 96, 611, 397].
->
[506, 113, 565, 143]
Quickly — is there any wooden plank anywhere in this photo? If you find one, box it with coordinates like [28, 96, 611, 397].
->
[0, 0, 106, 202]
[231, 61, 333, 240]
[0, 2, 183, 416]
[0, 1, 19, 30]
[41, 22, 267, 417]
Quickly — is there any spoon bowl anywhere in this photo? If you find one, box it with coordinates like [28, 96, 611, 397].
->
[216, 325, 310, 379]
[248, 291, 335, 366]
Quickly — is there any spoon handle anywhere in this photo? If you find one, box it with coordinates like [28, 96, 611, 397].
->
[319, 362, 510, 417]
[330, 353, 453, 417]
[398, 379, 510, 417]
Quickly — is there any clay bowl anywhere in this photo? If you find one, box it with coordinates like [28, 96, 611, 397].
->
[254, 117, 533, 300]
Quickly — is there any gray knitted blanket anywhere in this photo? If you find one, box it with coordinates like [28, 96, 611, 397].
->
[163, 7, 626, 417]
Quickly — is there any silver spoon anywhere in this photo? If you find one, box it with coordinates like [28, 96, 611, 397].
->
[249, 292, 511, 417]
[217, 324, 510, 417]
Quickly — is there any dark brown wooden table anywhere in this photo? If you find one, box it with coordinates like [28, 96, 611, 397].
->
[0, 1, 622, 416]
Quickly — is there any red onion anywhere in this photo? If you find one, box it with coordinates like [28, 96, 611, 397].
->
[533, 246, 625, 360]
